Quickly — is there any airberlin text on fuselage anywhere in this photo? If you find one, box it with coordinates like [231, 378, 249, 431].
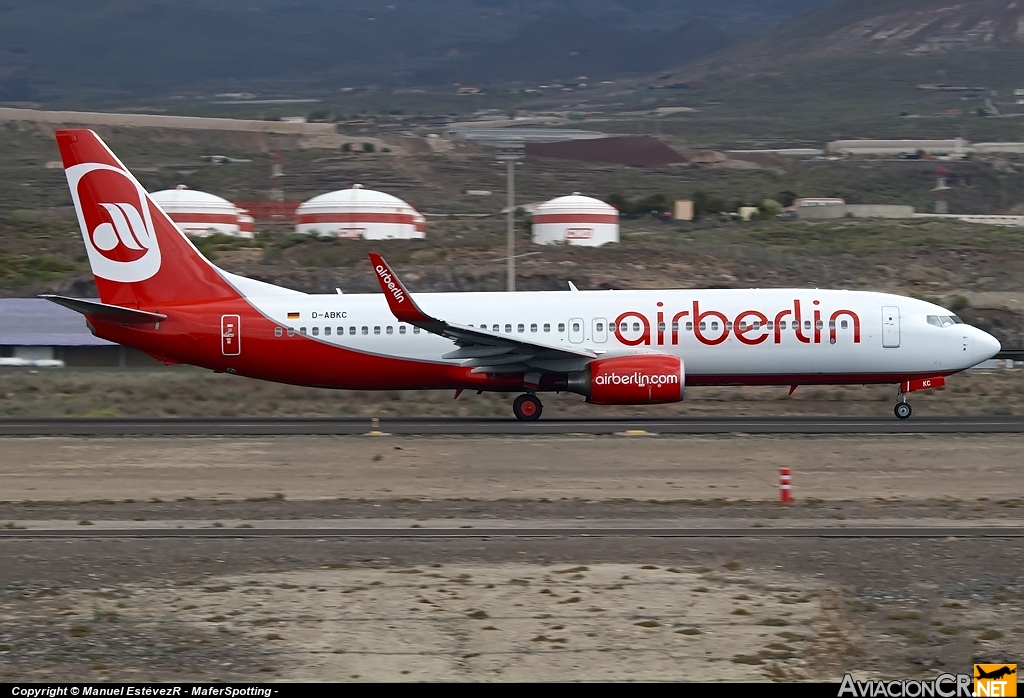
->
[614, 300, 862, 347]
[375, 265, 406, 304]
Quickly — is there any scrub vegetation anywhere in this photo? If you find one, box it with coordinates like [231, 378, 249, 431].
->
[0, 366, 1021, 419]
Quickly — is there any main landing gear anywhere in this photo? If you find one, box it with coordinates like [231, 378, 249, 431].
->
[513, 393, 543, 421]
[894, 387, 913, 420]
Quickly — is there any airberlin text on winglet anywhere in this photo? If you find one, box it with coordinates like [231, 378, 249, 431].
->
[614, 299, 861, 347]
[374, 264, 406, 304]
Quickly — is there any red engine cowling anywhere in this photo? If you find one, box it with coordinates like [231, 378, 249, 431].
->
[567, 354, 684, 405]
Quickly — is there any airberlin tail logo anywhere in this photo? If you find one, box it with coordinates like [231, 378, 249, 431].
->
[65, 162, 162, 283]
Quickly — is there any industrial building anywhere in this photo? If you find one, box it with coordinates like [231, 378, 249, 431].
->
[151, 186, 255, 238]
[295, 185, 426, 239]
[532, 194, 619, 247]
[0, 299, 156, 367]
[827, 139, 1024, 157]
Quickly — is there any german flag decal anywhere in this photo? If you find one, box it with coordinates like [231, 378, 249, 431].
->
[287, 312, 300, 319]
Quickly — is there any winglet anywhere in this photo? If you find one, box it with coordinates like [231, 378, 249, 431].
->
[368, 253, 436, 325]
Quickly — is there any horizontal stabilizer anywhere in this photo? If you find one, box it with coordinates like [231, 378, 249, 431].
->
[40, 295, 167, 324]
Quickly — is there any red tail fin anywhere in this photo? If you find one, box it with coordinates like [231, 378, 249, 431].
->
[56, 129, 239, 308]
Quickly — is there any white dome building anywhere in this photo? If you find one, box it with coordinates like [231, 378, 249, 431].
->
[295, 185, 425, 239]
[531, 193, 619, 247]
[151, 186, 254, 238]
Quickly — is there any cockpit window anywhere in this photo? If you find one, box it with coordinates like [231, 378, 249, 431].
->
[928, 314, 959, 328]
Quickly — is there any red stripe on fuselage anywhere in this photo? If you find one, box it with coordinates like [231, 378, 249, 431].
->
[87, 300, 531, 391]
[90, 302, 956, 391]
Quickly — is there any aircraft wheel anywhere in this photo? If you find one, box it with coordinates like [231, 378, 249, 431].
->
[513, 394, 543, 421]
[894, 402, 912, 420]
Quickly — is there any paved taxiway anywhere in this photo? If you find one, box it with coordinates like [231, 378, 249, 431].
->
[1, 415, 1023, 435]
[2, 430, 1021, 681]
[2, 525, 1022, 538]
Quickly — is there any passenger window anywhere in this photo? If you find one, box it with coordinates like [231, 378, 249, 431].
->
[517, 323, 524, 333]
[544, 323, 550, 332]
[325, 327, 331, 336]
[413, 326, 420, 334]
[685, 322, 693, 331]
[287, 327, 295, 336]
[671, 322, 678, 331]
[399, 326, 406, 334]
[386, 326, 393, 334]
[711, 322, 719, 331]
[804, 320, 811, 329]
[299, 327, 307, 335]
[767, 321, 774, 330]
[841, 320, 849, 329]
[828, 321, 835, 329]
[753, 321, 760, 330]
[699, 322, 706, 330]
[311, 327, 319, 336]
[349, 326, 356, 335]
[274, 327, 283, 337]
[531, 323, 538, 332]
[492, 324, 499, 332]
[361, 326, 368, 335]
[504, 323, 512, 333]
[632, 322, 640, 332]
[558, 323, 565, 332]
[658, 322, 666, 332]
[779, 321, 786, 329]
[815, 320, 823, 330]
[725, 322, 732, 331]
[374, 326, 381, 335]
[620, 322, 628, 331]
[597, 322, 605, 332]
[573, 322, 581, 332]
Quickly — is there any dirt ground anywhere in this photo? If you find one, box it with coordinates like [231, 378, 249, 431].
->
[2, 434, 1023, 503]
[0, 434, 1022, 682]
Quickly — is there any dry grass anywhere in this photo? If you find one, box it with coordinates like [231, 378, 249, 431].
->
[0, 366, 1021, 419]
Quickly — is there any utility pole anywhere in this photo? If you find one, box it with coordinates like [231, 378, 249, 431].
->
[495, 141, 524, 291]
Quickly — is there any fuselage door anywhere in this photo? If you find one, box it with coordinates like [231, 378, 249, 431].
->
[592, 317, 608, 343]
[881, 306, 900, 348]
[569, 317, 585, 343]
[221, 314, 241, 356]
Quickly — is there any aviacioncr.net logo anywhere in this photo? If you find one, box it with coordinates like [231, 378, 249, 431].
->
[65, 162, 162, 283]
[594, 372, 680, 388]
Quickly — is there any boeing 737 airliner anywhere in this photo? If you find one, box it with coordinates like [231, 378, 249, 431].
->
[44, 129, 1001, 420]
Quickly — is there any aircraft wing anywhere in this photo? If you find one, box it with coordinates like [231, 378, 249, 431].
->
[368, 253, 596, 375]
[40, 295, 167, 324]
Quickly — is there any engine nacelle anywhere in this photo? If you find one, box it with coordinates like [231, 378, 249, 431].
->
[567, 354, 684, 405]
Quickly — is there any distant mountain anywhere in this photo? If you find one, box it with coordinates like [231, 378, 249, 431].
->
[0, 0, 833, 100]
[423, 14, 731, 84]
[698, 0, 1024, 69]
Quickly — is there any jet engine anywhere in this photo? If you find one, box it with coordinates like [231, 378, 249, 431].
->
[566, 354, 684, 405]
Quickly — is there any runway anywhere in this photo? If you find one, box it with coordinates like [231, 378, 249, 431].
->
[1, 415, 1023, 435]
[2, 525, 1022, 538]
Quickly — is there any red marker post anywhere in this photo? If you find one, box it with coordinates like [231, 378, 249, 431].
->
[779, 467, 792, 504]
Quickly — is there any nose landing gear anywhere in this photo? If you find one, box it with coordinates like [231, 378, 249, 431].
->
[894, 401, 912, 420]
[513, 393, 543, 421]
[894, 385, 912, 420]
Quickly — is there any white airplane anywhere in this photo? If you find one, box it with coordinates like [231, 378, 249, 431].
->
[44, 129, 1001, 421]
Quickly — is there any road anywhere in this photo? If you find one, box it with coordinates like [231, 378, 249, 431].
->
[1, 415, 1023, 435]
